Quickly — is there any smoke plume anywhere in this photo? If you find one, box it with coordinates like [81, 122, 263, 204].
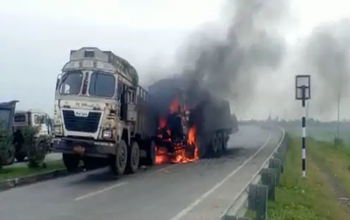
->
[300, 19, 350, 114]
[170, 0, 290, 111]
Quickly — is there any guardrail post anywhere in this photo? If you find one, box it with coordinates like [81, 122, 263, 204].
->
[261, 168, 276, 201]
[248, 183, 268, 220]
[269, 158, 282, 185]
[274, 152, 285, 172]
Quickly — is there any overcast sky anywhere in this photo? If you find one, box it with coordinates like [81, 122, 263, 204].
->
[0, 0, 349, 120]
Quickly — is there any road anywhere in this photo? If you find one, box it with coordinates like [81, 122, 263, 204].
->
[0, 124, 283, 220]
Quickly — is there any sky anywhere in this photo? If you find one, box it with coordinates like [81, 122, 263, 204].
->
[0, 0, 350, 120]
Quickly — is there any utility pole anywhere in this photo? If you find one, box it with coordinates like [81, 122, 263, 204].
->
[336, 91, 341, 139]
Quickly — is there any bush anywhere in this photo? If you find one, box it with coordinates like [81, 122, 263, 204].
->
[333, 136, 344, 146]
[21, 126, 48, 168]
[0, 121, 13, 170]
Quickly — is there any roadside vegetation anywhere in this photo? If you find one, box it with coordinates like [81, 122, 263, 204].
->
[0, 160, 65, 181]
[0, 123, 55, 180]
[308, 138, 350, 203]
[266, 137, 350, 220]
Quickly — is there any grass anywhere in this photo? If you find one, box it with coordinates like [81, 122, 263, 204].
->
[308, 139, 350, 198]
[261, 137, 350, 220]
[0, 160, 65, 181]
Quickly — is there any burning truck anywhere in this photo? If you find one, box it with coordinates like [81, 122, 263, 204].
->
[52, 47, 238, 177]
[149, 78, 238, 164]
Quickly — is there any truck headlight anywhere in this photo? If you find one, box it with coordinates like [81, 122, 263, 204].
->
[102, 129, 112, 139]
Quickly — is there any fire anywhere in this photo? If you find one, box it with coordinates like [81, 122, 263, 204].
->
[170, 125, 199, 164]
[155, 146, 169, 164]
[169, 98, 179, 113]
[154, 97, 199, 165]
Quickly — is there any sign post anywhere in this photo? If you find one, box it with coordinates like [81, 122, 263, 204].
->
[295, 75, 311, 177]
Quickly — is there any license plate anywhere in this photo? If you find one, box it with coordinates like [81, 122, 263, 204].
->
[73, 146, 85, 154]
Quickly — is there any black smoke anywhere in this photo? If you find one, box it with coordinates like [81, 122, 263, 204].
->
[149, 0, 291, 119]
[173, 0, 289, 110]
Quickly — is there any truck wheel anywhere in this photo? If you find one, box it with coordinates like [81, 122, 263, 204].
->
[109, 140, 128, 175]
[145, 140, 156, 166]
[196, 138, 204, 159]
[211, 136, 220, 157]
[125, 141, 140, 174]
[221, 134, 228, 153]
[4, 145, 15, 165]
[63, 153, 80, 172]
[216, 135, 223, 157]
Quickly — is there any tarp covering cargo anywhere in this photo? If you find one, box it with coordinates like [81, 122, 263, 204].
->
[190, 93, 233, 135]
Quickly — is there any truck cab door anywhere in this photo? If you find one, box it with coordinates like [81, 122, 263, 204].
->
[126, 89, 137, 122]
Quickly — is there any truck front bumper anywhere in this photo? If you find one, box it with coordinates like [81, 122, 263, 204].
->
[52, 137, 115, 158]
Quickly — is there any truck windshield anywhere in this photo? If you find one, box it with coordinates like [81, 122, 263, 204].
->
[14, 114, 26, 122]
[88, 71, 115, 98]
[59, 71, 83, 95]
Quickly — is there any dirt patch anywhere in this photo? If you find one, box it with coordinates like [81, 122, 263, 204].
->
[312, 156, 350, 211]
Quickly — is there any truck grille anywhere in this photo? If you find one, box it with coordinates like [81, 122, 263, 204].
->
[62, 110, 101, 133]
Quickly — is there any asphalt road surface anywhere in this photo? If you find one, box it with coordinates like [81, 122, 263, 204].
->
[0, 124, 283, 220]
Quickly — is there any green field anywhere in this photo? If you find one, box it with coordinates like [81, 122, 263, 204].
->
[279, 120, 350, 143]
[265, 137, 350, 220]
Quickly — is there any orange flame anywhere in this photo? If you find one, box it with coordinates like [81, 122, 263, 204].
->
[169, 98, 179, 113]
[170, 125, 199, 164]
[155, 97, 199, 165]
[155, 147, 169, 164]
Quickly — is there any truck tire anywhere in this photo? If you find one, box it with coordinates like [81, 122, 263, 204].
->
[63, 153, 80, 172]
[109, 140, 128, 175]
[144, 140, 156, 166]
[216, 134, 223, 157]
[196, 137, 207, 159]
[125, 141, 140, 174]
[208, 135, 220, 158]
[221, 134, 228, 153]
[4, 145, 15, 165]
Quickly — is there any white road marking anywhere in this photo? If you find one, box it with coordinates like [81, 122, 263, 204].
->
[157, 164, 178, 172]
[75, 182, 128, 201]
[169, 131, 272, 220]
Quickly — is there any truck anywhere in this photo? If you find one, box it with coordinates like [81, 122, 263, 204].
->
[52, 47, 238, 175]
[0, 100, 18, 165]
[52, 47, 156, 175]
[0, 101, 53, 165]
[148, 77, 238, 162]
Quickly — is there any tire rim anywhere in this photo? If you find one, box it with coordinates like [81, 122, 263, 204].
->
[118, 144, 126, 168]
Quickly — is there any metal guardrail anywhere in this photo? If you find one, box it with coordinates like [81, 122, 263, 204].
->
[220, 126, 289, 220]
